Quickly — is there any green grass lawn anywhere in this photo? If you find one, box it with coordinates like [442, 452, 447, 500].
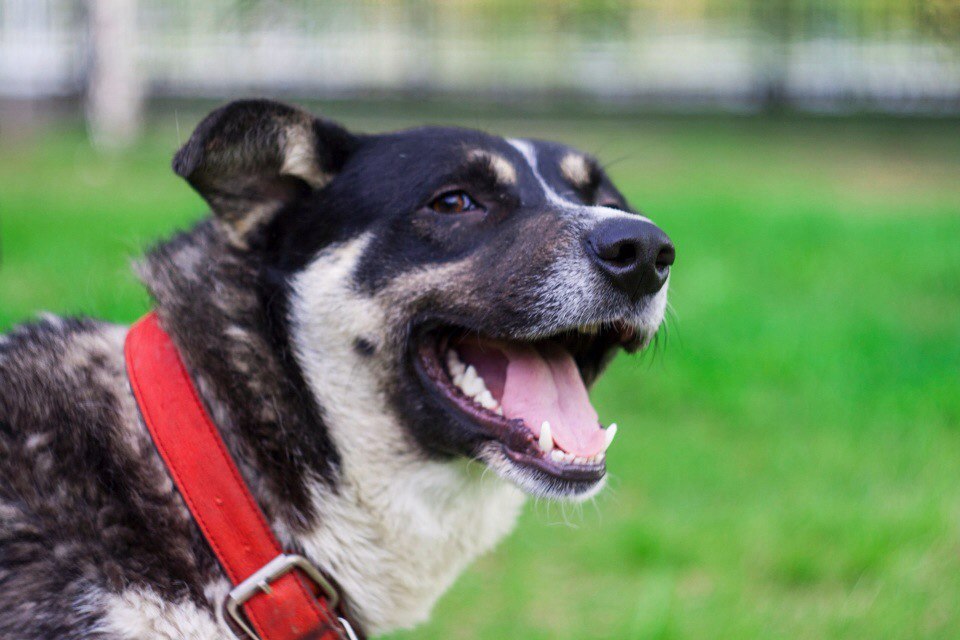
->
[2, 108, 959, 639]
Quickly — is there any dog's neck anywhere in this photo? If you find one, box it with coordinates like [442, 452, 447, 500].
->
[138, 223, 525, 634]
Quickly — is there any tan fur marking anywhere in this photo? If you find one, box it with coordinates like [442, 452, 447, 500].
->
[219, 204, 274, 248]
[468, 149, 517, 185]
[223, 124, 330, 248]
[560, 152, 591, 187]
[281, 124, 330, 189]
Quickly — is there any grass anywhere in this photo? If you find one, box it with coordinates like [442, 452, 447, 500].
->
[2, 108, 959, 639]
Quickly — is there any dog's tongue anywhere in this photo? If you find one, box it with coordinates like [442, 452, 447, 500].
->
[457, 339, 606, 457]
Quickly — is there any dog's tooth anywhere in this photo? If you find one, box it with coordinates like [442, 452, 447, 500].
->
[538, 422, 553, 453]
[563, 452, 575, 463]
[478, 390, 497, 410]
[473, 375, 490, 398]
[472, 379, 493, 399]
[477, 373, 493, 397]
[603, 423, 618, 451]
[550, 449, 564, 463]
[595, 452, 605, 463]
[446, 349, 466, 377]
[461, 365, 480, 395]
[495, 406, 504, 416]
[470, 379, 487, 399]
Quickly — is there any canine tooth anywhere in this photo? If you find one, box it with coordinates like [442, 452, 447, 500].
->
[563, 452, 575, 463]
[596, 452, 605, 463]
[496, 406, 504, 416]
[539, 422, 553, 453]
[574, 456, 586, 465]
[550, 449, 564, 463]
[604, 423, 618, 451]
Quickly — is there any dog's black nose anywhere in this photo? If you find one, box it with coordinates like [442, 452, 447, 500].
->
[587, 217, 674, 299]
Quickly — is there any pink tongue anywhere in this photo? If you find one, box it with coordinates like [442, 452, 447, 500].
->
[458, 339, 606, 457]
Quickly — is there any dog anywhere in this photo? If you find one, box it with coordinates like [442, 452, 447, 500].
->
[0, 99, 673, 639]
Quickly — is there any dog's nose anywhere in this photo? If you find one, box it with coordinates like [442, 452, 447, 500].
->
[586, 217, 674, 299]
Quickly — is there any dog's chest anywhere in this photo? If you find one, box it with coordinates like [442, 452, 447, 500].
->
[289, 462, 526, 634]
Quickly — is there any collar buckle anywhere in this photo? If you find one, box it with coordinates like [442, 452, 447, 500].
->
[224, 553, 357, 640]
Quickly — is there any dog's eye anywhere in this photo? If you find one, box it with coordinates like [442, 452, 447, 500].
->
[430, 191, 480, 214]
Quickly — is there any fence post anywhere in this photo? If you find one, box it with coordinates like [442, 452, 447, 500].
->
[85, 0, 143, 149]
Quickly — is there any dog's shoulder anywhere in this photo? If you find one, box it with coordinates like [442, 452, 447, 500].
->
[0, 316, 219, 638]
[0, 316, 129, 456]
[0, 315, 131, 458]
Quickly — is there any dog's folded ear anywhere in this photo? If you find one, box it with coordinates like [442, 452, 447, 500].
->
[173, 99, 357, 247]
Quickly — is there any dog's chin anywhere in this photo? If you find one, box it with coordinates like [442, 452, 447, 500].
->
[476, 441, 609, 501]
[411, 319, 645, 501]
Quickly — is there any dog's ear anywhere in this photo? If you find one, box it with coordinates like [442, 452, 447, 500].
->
[173, 99, 357, 247]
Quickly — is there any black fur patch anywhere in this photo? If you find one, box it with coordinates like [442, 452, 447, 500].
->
[353, 338, 377, 358]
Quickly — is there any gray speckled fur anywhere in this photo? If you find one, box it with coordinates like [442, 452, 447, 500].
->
[0, 221, 350, 638]
[0, 316, 218, 638]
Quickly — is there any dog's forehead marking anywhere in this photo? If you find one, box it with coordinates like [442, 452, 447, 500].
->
[508, 137, 653, 225]
[467, 148, 517, 185]
[507, 138, 570, 208]
[560, 152, 591, 187]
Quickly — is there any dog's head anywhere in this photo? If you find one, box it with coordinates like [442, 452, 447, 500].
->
[175, 100, 673, 501]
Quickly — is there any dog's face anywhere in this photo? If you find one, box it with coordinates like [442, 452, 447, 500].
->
[175, 100, 673, 501]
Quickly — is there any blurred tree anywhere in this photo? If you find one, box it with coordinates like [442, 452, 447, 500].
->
[920, 0, 960, 44]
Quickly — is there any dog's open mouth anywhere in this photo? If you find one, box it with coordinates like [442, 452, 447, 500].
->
[416, 322, 639, 489]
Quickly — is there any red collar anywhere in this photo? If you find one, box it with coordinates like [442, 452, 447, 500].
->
[125, 313, 358, 640]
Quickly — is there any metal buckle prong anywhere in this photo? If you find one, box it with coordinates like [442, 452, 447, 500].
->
[223, 553, 347, 640]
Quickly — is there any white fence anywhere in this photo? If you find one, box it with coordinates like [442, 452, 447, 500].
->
[2, 0, 959, 113]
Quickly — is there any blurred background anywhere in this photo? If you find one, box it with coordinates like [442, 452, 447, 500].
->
[1, 1, 959, 638]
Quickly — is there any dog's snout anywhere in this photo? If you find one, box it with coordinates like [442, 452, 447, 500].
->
[586, 217, 674, 299]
